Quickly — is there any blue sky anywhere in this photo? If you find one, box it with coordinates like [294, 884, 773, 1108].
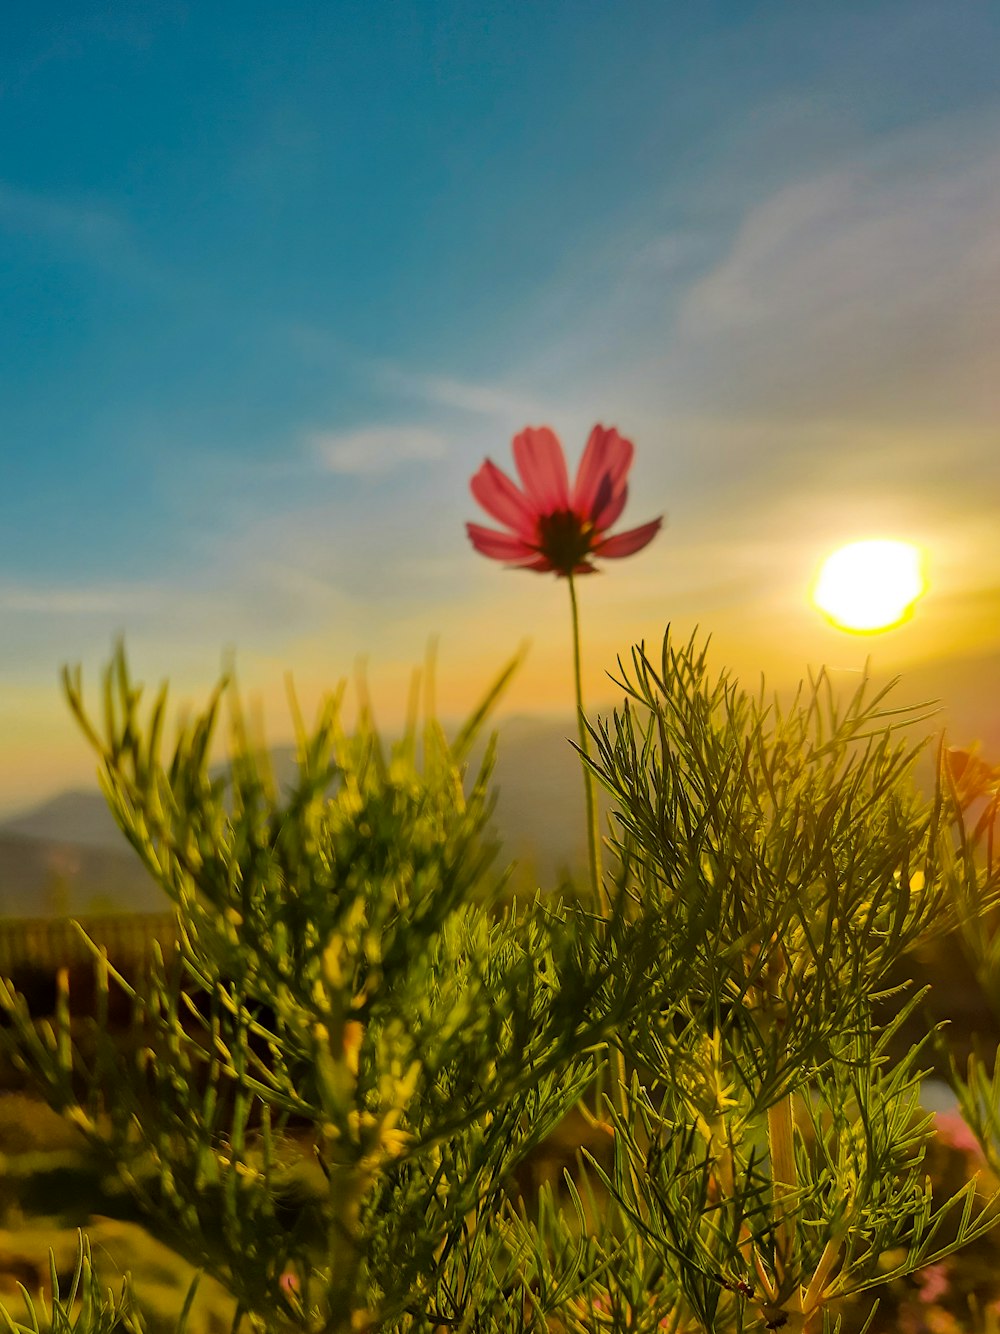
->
[3, 1, 1000, 811]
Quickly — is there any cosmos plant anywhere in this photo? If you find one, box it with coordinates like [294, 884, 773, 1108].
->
[0, 429, 999, 1332]
[468, 424, 663, 910]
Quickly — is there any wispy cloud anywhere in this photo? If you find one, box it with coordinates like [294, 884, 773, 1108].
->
[497, 114, 1000, 575]
[0, 181, 129, 255]
[310, 425, 448, 476]
[667, 120, 1000, 421]
[282, 321, 547, 425]
[372, 362, 546, 421]
[0, 582, 151, 616]
[478, 110, 1000, 448]
[0, 179, 179, 297]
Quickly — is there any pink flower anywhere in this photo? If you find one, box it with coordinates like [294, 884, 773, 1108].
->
[466, 425, 663, 576]
[916, 1262, 950, 1304]
[935, 1109, 983, 1157]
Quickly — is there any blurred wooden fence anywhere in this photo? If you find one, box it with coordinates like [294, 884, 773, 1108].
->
[0, 913, 175, 973]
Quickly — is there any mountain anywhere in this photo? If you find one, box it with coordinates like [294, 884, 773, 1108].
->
[1, 790, 127, 851]
[472, 715, 613, 887]
[0, 829, 166, 918]
[1, 645, 996, 918]
[0, 716, 602, 915]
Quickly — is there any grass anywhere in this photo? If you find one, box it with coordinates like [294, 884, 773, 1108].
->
[0, 1093, 235, 1333]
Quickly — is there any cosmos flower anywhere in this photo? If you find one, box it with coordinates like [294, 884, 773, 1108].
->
[466, 425, 663, 576]
[944, 746, 999, 808]
[915, 1262, 951, 1305]
[935, 1109, 983, 1158]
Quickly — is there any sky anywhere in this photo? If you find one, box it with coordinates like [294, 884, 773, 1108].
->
[2, 0, 999, 815]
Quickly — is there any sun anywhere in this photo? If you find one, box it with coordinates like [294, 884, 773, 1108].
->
[812, 540, 926, 633]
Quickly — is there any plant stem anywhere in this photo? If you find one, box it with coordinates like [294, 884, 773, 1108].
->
[567, 573, 629, 1133]
[567, 573, 605, 915]
[326, 1158, 368, 1332]
[767, 1091, 798, 1292]
[801, 1235, 842, 1318]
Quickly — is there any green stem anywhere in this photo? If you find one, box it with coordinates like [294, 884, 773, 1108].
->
[801, 1235, 842, 1319]
[567, 574, 630, 1135]
[767, 1091, 798, 1294]
[567, 573, 605, 915]
[326, 1158, 368, 1331]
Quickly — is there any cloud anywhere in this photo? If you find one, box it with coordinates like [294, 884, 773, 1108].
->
[512, 114, 1000, 585]
[310, 425, 448, 476]
[416, 374, 524, 416]
[0, 181, 129, 254]
[280, 322, 546, 425]
[374, 363, 546, 421]
[0, 583, 150, 615]
[666, 122, 1000, 422]
[487, 110, 1000, 453]
[0, 180, 179, 296]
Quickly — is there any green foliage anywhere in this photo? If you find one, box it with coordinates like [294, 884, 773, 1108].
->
[0, 1231, 147, 1334]
[0, 630, 998, 1333]
[549, 631, 1000, 1331]
[1, 644, 619, 1333]
[939, 743, 1000, 1180]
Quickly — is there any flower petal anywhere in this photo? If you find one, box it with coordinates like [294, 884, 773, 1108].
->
[512, 427, 571, 511]
[511, 553, 556, 572]
[592, 516, 663, 559]
[470, 460, 537, 537]
[592, 480, 629, 530]
[466, 523, 538, 563]
[573, 425, 634, 518]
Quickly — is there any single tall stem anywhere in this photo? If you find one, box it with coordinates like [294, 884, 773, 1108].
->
[567, 573, 629, 1136]
[567, 573, 605, 915]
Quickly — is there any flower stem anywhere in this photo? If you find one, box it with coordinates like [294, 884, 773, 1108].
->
[567, 575, 630, 1132]
[567, 573, 605, 915]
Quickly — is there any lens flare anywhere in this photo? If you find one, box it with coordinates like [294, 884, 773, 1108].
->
[813, 540, 926, 633]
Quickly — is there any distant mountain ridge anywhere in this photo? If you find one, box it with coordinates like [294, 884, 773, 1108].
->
[0, 829, 166, 918]
[1, 790, 126, 851]
[0, 715, 602, 916]
[1, 645, 996, 919]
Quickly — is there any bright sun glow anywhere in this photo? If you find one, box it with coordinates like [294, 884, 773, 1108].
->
[813, 540, 926, 633]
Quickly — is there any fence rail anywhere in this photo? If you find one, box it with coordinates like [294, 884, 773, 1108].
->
[0, 913, 176, 973]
